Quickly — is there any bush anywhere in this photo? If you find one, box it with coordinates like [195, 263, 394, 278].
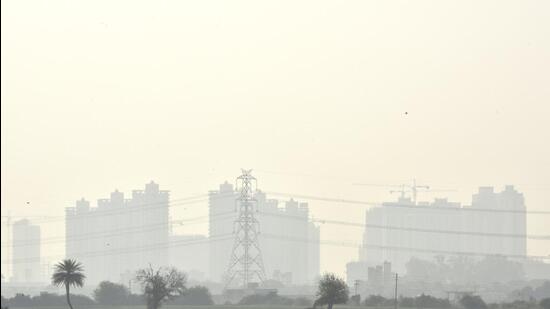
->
[3, 292, 95, 307]
[1, 295, 8, 309]
[239, 291, 293, 305]
[488, 303, 500, 309]
[415, 293, 451, 308]
[460, 295, 488, 309]
[127, 294, 145, 306]
[293, 297, 313, 307]
[349, 294, 361, 305]
[31, 293, 60, 306]
[8, 294, 32, 307]
[502, 300, 538, 309]
[170, 286, 214, 305]
[364, 295, 388, 306]
[400, 296, 416, 307]
[57, 294, 95, 306]
[540, 298, 550, 309]
[93, 281, 130, 305]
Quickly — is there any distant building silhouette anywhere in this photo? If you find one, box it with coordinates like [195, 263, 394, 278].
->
[367, 261, 393, 290]
[208, 181, 237, 283]
[169, 234, 208, 281]
[208, 182, 320, 285]
[346, 261, 368, 286]
[65, 181, 169, 284]
[12, 219, 41, 283]
[358, 186, 527, 274]
[346, 260, 394, 297]
[469, 186, 526, 257]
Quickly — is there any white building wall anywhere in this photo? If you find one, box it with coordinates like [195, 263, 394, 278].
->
[12, 220, 41, 283]
[65, 181, 170, 285]
[208, 181, 238, 282]
[208, 182, 321, 285]
[359, 186, 527, 274]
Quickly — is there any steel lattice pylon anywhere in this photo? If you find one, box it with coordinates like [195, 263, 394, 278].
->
[224, 169, 266, 289]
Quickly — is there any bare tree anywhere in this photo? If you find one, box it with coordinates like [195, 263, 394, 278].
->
[135, 266, 186, 309]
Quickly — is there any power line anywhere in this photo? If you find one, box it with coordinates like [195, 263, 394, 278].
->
[5, 224, 548, 265]
[12, 195, 202, 223]
[311, 217, 550, 240]
[6, 201, 548, 248]
[4, 187, 547, 270]
[258, 211, 550, 240]
[2, 192, 235, 225]
[29, 196, 210, 224]
[265, 191, 550, 214]
[1, 212, 236, 247]
[7, 231, 548, 265]
[260, 233, 550, 260]
[2, 233, 234, 265]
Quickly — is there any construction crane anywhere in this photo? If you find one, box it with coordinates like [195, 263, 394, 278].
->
[386, 179, 429, 203]
[409, 179, 430, 204]
[389, 185, 408, 199]
[353, 179, 455, 204]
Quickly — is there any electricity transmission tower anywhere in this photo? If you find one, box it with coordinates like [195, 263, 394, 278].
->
[224, 169, 266, 289]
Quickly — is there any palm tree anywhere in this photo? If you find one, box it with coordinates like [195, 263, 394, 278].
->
[51, 259, 85, 309]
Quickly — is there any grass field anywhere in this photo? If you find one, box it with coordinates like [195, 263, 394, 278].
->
[12, 305, 380, 309]
[7, 307, 316, 309]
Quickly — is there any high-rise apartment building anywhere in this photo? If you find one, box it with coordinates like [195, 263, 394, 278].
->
[12, 219, 41, 283]
[65, 181, 169, 284]
[209, 182, 320, 285]
[358, 186, 527, 274]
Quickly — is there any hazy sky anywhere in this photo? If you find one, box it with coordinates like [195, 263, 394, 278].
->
[2, 0, 550, 278]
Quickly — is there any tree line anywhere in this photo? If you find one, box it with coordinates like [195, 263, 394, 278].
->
[359, 293, 550, 309]
[1, 281, 214, 308]
[1, 258, 549, 309]
[2, 259, 213, 309]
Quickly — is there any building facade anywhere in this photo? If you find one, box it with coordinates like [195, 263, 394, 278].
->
[358, 186, 527, 274]
[12, 219, 41, 283]
[65, 181, 169, 284]
[208, 182, 320, 285]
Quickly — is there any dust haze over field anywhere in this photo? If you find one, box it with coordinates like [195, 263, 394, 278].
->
[1, 0, 550, 306]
